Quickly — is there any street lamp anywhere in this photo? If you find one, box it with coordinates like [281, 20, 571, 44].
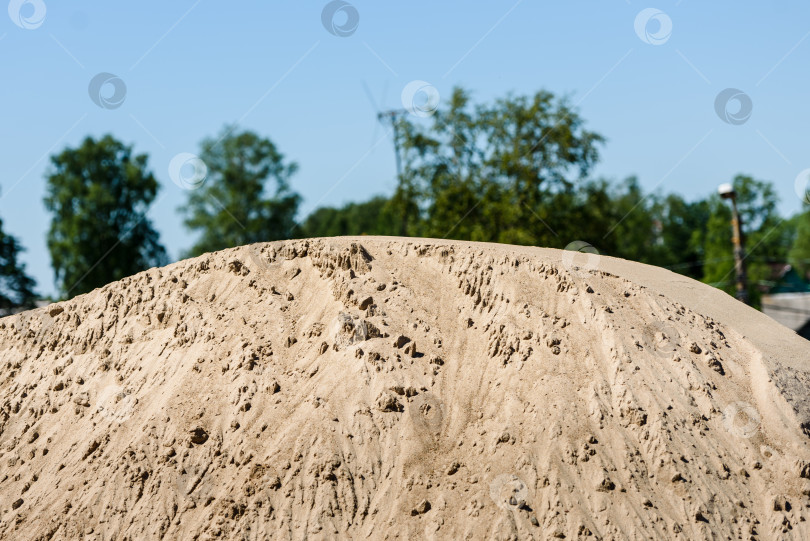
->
[718, 183, 749, 304]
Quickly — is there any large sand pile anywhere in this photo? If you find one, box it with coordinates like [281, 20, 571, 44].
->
[1, 237, 809, 540]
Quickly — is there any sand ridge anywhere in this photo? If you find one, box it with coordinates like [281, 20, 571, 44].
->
[1, 236, 809, 540]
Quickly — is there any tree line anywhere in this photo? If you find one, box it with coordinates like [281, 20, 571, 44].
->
[1, 86, 808, 309]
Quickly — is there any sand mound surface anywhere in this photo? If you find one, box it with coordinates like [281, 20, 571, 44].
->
[1, 237, 809, 540]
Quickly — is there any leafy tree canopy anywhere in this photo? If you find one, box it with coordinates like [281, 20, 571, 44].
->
[700, 175, 791, 307]
[180, 127, 300, 256]
[390, 87, 604, 243]
[788, 208, 810, 279]
[44, 135, 166, 298]
[302, 196, 399, 238]
[0, 212, 37, 311]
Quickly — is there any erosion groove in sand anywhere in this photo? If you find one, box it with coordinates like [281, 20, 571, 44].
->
[1, 237, 809, 540]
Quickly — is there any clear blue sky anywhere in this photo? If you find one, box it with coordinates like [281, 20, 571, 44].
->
[1, 1, 809, 296]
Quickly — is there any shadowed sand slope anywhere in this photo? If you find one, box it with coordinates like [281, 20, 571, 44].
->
[1, 237, 809, 540]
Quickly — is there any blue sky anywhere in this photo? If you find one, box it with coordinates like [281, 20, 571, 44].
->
[1, 1, 809, 296]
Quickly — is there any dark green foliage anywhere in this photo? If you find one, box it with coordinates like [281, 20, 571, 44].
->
[388, 87, 604, 244]
[180, 127, 300, 256]
[301, 196, 399, 238]
[566, 178, 658, 265]
[789, 209, 810, 279]
[653, 195, 711, 279]
[381, 89, 684, 269]
[44, 135, 166, 298]
[0, 216, 37, 311]
[700, 175, 792, 307]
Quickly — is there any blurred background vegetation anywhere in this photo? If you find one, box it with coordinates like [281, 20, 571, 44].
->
[1, 86, 808, 309]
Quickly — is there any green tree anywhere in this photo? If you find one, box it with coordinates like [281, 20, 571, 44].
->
[701, 200, 735, 288]
[180, 127, 300, 256]
[302, 196, 399, 238]
[393, 87, 604, 244]
[789, 208, 810, 279]
[529, 177, 683, 270]
[700, 175, 790, 307]
[653, 195, 711, 280]
[44, 135, 166, 298]
[0, 214, 37, 311]
[592, 177, 659, 264]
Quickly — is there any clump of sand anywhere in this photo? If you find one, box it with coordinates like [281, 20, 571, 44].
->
[1, 237, 809, 540]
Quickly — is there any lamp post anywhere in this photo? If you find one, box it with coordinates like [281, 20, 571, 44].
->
[718, 183, 749, 304]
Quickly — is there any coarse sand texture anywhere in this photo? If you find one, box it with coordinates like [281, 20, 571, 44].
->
[1, 237, 809, 540]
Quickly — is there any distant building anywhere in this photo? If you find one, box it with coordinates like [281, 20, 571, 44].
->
[761, 265, 810, 340]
